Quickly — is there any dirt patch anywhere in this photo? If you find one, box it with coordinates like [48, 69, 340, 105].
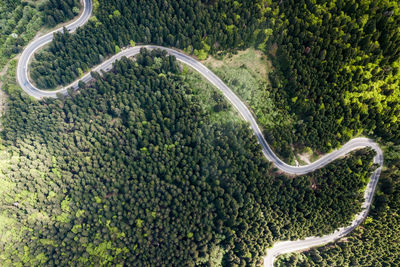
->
[298, 152, 312, 165]
[310, 178, 319, 190]
[296, 146, 322, 165]
[269, 43, 278, 57]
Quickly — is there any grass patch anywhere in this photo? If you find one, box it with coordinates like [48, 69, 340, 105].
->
[203, 48, 296, 160]
[204, 47, 271, 80]
[204, 48, 292, 129]
[294, 146, 321, 165]
[182, 65, 241, 125]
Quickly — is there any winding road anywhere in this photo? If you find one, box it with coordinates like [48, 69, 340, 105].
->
[16, 0, 384, 266]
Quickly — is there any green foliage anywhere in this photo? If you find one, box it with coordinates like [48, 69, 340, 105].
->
[112, 10, 121, 17]
[205, 49, 296, 161]
[30, 0, 270, 89]
[277, 145, 400, 267]
[182, 67, 239, 124]
[264, 0, 400, 153]
[0, 50, 376, 266]
[77, 67, 83, 77]
[0, 1, 42, 70]
[3, 0, 400, 264]
[0, 0, 80, 82]
[94, 196, 102, 204]
[61, 196, 71, 212]
[135, 219, 143, 228]
[39, 0, 81, 27]
[194, 49, 208, 60]
[115, 45, 120, 54]
[92, 0, 100, 13]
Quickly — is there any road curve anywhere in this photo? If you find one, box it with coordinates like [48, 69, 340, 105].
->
[16, 0, 92, 98]
[16, 1, 384, 266]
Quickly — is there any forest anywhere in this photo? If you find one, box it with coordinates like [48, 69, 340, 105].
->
[29, 0, 400, 160]
[277, 144, 400, 266]
[266, 2, 400, 263]
[3, 0, 400, 265]
[264, 0, 400, 158]
[40, 0, 81, 27]
[0, 0, 80, 70]
[0, 0, 42, 69]
[29, 0, 269, 88]
[0, 50, 376, 266]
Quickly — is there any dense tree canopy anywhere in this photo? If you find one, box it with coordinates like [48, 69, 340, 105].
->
[0, 50, 376, 266]
[0, 0, 80, 70]
[39, 0, 81, 27]
[277, 144, 400, 267]
[5, 0, 400, 265]
[30, 0, 269, 88]
[264, 0, 400, 157]
[30, 0, 400, 160]
[262, 2, 400, 263]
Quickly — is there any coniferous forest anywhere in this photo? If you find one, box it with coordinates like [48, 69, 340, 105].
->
[0, 50, 376, 265]
[264, 0, 400, 158]
[0, 0, 80, 69]
[30, 0, 400, 159]
[277, 143, 400, 266]
[40, 0, 81, 27]
[1, 0, 400, 266]
[30, 0, 267, 88]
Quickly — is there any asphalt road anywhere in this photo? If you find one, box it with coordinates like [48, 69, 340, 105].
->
[16, 0, 92, 98]
[16, 1, 384, 266]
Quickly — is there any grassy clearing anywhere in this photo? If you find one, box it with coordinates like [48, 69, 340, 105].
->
[181, 65, 242, 125]
[204, 48, 272, 80]
[203, 48, 292, 129]
[203, 48, 296, 160]
[295, 146, 321, 165]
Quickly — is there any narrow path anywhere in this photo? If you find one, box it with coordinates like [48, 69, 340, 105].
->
[16, 1, 384, 266]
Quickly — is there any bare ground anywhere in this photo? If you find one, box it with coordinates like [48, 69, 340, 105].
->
[298, 152, 312, 165]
